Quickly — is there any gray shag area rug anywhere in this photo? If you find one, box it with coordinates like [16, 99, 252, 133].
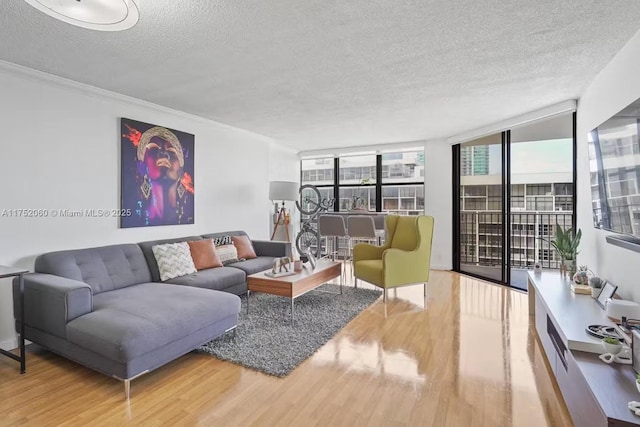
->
[198, 284, 381, 377]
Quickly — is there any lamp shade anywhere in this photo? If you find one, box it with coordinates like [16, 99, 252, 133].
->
[269, 181, 298, 201]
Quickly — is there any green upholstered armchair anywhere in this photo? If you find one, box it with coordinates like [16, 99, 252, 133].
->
[353, 215, 434, 302]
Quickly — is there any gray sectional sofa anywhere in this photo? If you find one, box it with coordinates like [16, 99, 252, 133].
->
[13, 230, 290, 399]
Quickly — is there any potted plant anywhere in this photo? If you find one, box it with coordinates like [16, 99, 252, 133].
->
[588, 276, 604, 298]
[546, 223, 582, 279]
[602, 337, 623, 355]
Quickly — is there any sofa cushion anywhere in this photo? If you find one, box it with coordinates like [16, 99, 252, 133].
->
[354, 260, 383, 286]
[232, 235, 257, 260]
[66, 283, 240, 363]
[217, 245, 240, 265]
[34, 244, 152, 294]
[138, 236, 203, 282]
[164, 267, 245, 291]
[188, 239, 222, 270]
[227, 256, 275, 275]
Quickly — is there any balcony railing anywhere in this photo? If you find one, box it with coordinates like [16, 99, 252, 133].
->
[460, 210, 573, 270]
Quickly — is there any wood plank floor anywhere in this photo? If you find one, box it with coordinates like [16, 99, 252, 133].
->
[0, 270, 572, 426]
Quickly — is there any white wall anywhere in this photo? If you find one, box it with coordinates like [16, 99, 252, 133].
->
[0, 64, 291, 349]
[424, 140, 453, 270]
[577, 29, 640, 301]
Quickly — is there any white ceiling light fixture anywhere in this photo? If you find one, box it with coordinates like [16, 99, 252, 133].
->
[23, 0, 140, 32]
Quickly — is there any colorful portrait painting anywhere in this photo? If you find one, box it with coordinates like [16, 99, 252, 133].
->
[121, 118, 195, 228]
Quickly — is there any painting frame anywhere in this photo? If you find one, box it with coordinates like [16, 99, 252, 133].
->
[120, 118, 195, 228]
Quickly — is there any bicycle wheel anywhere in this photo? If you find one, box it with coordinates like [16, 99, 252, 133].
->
[296, 229, 320, 258]
[296, 184, 321, 216]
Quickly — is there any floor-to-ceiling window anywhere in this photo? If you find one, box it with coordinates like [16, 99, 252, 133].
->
[454, 113, 576, 290]
[300, 149, 425, 215]
[338, 154, 377, 211]
[381, 150, 425, 215]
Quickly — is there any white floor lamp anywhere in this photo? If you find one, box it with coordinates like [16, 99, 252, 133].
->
[269, 181, 298, 241]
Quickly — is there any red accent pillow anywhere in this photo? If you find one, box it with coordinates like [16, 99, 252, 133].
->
[232, 235, 257, 260]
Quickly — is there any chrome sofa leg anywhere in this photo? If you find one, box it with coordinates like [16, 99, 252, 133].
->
[115, 370, 148, 401]
[424, 283, 427, 296]
[383, 289, 387, 303]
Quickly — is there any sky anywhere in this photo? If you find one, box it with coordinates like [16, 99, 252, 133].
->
[488, 139, 573, 175]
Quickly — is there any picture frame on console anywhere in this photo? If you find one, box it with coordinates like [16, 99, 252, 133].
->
[596, 281, 617, 309]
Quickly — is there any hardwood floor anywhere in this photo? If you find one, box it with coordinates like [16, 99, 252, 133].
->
[0, 271, 572, 426]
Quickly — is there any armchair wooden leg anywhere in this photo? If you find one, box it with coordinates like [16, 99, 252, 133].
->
[354, 277, 358, 288]
[383, 289, 387, 303]
[424, 283, 427, 296]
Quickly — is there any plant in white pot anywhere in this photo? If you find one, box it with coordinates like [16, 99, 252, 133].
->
[602, 337, 623, 355]
[588, 276, 604, 298]
[544, 223, 582, 279]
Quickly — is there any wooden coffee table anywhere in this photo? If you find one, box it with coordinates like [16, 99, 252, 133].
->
[246, 259, 342, 323]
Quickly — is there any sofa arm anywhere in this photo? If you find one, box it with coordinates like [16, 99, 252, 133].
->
[13, 273, 93, 339]
[252, 240, 292, 258]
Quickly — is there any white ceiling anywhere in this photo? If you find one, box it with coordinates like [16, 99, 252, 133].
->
[1, 1, 639, 151]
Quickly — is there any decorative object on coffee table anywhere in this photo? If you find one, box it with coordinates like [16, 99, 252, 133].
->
[198, 283, 381, 377]
[272, 256, 292, 274]
[306, 249, 316, 270]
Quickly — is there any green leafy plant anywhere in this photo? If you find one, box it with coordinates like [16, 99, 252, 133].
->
[546, 223, 582, 261]
[603, 337, 620, 345]
[637, 371, 640, 384]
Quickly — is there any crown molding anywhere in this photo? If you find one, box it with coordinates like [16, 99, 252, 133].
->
[0, 59, 275, 143]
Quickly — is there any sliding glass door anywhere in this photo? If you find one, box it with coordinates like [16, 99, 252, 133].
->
[453, 113, 576, 290]
[455, 132, 506, 283]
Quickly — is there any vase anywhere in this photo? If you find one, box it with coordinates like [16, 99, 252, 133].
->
[561, 259, 576, 280]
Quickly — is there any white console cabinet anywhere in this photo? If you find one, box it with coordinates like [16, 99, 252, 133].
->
[528, 271, 640, 427]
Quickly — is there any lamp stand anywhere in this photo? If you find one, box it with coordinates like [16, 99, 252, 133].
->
[270, 201, 290, 241]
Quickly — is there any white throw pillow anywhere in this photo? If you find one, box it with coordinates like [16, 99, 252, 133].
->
[216, 244, 240, 265]
[152, 242, 197, 281]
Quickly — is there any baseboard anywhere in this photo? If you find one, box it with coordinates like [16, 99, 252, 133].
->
[431, 264, 452, 271]
[0, 337, 17, 351]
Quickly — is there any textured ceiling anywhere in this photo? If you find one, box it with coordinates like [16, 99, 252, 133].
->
[1, 1, 640, 151]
